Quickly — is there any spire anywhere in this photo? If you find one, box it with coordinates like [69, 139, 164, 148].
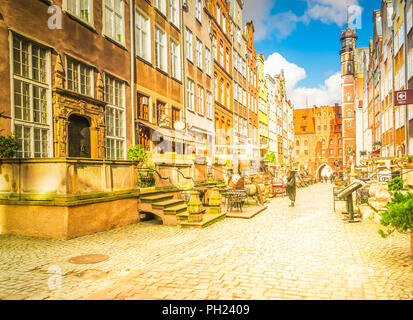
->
[346, 0, 350, 29]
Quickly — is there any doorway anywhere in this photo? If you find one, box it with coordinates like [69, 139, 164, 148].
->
[68, 114, 91, 158]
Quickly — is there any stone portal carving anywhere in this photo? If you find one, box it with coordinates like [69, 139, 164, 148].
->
[53, 88, 106, 158]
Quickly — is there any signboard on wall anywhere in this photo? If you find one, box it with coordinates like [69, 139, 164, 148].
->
[395, 89, 413, 106]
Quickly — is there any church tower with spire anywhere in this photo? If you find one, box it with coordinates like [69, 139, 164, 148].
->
[340, 5, 358, 169]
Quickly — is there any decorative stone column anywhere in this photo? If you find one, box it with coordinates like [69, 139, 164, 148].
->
[187, 191, 204, 222]
[209, 188, 222, 214]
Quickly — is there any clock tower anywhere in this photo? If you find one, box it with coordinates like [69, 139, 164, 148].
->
[340, 13, 358, 168]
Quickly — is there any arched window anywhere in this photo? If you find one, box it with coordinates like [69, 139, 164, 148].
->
[296, 140, 300, 146]
[304, 140, 308, 146]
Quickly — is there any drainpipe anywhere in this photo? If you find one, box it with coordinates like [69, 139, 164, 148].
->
[130, 0, 136, 146]
[392, 24, 396, 157]
[404, 0, 410, 156]
[180, 0, 186, 154]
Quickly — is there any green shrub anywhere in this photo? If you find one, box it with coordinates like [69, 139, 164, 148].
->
[378, 192, 413, 238]
[0, 134, 20, 158]
[127, 145, 148, 163]
[387, 177, 404, 192]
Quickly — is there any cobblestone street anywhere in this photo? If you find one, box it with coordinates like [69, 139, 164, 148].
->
[0, 183, 412, 300]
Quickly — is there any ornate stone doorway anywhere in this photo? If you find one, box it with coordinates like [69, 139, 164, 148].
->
[68, 114, 91, 158]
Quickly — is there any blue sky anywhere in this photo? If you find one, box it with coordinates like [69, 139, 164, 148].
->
[243, 0, 381, 107]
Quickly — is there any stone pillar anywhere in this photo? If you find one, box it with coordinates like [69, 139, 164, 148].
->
[187, 191, 204, 222]
[209, 188, 222, 214]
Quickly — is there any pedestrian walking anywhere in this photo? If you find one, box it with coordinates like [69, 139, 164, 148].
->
[286, 170, 297, 207]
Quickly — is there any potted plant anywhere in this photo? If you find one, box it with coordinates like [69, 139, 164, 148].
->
[127, 145, 148, 166]
[387, 177, 404, 192]
[0, 134, 20, 158]
[407, 156, 413, 164]
[379, 192, 413, 256]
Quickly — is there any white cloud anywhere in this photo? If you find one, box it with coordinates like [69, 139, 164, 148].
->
[243, 0, 360, 41]
[305, 0, 360, 26]
[264, 52, 306, 93]
[291, 72, 342, 108]
[264, 52, 341, 108]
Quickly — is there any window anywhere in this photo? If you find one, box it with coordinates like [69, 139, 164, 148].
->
[154, 0, 166, 15]
[214, 76, 218, 101]
[226, 50, 229, 72]
[220, 80, 224, 104]
[169, 0, 179, 27]
[220, 44, 223, 66]
[216, 4, 220, 26]
[408, 5, 413, 33]
[12, 35, 51, 158]
[195, 0, 202, 22]
[347, 121, 352, 129]
[170, 39, 180, 80]
[105, 74, 125, 160]
[212, 37, 217, 61]
[154, 26, 166, 71]
[237, 28, 241, 44]
[233, 82, 237, 101]
[172, 107, 181, 128]
[197, 86, 204, 115]
[137, 93, 149, 121]
[187, 78, 194, 111]
[136, 10, 150, 62]
[66, 0, 93, 24]
[67, 57, 93, 96]
[205, 47, 211, 75]
[222, 14, 226, 33]
[206, 91, 212, 118]
[226, 86, 230, 108]
[196, 38, 203, 69]
[185, 28, 193, 62]
[104, 0, 124, 43]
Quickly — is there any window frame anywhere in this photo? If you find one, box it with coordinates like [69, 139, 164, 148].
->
[65, 0, 94, 26]
[135, 8, 151, 63]
[104, 73, 126, 160]
[10, 33, 53, 158]
[170, 37, 181, 80]
[103, 0, 125, 45]
[65, 55, 94, 97]
[154, 24, 167, 72]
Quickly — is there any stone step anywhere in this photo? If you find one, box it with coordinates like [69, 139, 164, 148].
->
[177, 209, 206, 220]
[179, 212, 226, 228]
[152, 199, 185, 210]
[140, 194, 174, 203]
[164, 204, 188, 215]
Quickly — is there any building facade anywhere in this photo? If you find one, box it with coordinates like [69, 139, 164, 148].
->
[0, 0, 133, 160]
[257, 53, 268, 158]
[182, 0, 214, 163]
[206, 0, 233, 162]
[266, 74, 278, 159]
[229, 0, 248, 163]
[245, 20, 259, 161]
[340, 20, 358, 169]
[294, 105, 343, 177]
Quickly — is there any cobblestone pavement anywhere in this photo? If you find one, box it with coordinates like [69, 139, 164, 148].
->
[0, 183, 412, 300]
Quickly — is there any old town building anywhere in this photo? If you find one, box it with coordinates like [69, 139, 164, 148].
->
[266, 74, 278, 159]
[229, 0, 248, 165]
[294, 105, 343, 178]
[135, 0, 188, 164]
[406, 0, 413, 154]
[257, 53, 268, 158]
[340, 18, 358, 168]
[206, 0, 233, 161]
[245, 20, 259, 160]
[182, 0, 214, 162]
[0, 0, 133, 160]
